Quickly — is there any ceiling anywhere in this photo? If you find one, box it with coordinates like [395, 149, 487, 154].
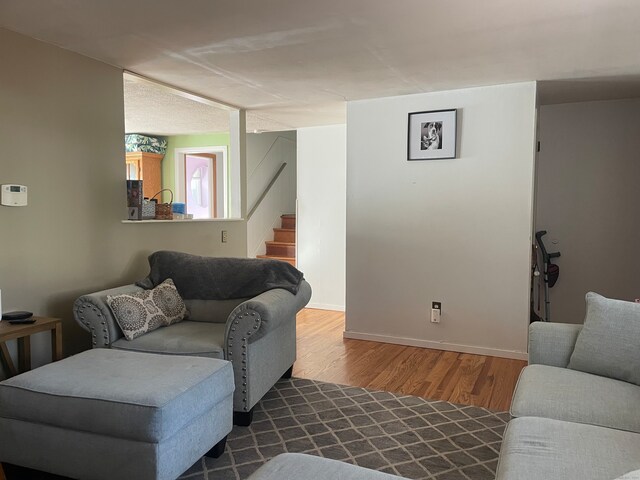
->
[2, 0, 640, 133]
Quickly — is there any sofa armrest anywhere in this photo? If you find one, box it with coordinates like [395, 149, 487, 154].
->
[225, 280, 312, 347]
[528, 322, 583, 367]
[73, 285, 144, 347]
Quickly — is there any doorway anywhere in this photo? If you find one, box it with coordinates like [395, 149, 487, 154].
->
[174, 146, 227, 219]
[185, 154, 216, 219]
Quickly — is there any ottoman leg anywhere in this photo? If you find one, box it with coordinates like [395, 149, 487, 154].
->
[233, 407, 254, 426]
[205, 436, 227, 459]
[281, 365, 294, 379]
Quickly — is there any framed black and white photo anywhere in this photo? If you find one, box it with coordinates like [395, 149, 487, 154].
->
[407, 109, 457, 160]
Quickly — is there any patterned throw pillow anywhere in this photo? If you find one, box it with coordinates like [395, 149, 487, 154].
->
[107, 278, 187, 341]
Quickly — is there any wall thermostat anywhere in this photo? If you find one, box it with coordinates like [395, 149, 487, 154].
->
[1, 184, 28, 206]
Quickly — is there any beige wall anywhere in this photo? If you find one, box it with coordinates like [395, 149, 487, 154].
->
[535, 99, 640, 323]
[0, 28, 246, 376]
[346, 83, 537, 359]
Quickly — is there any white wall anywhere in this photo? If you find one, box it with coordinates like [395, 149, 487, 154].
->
[346, 83, 537, 359]
[297, 125, 347, 311]
[0, 28, 247, 377]
[535, 99, 640, 323]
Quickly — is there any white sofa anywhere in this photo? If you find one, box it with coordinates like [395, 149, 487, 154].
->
[496, 317, 640, 480]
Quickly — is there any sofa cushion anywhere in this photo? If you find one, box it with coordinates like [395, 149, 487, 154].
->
[112, 321, 225, 359]
[568, 292, 640, 385]
[0, 349, 233, 443]
[496, 417, 640, 480]
[616, 471, 640, 480]
[247, 453, 408, 480]
[511, 365, 640, 433]
[107, 278, 187, 340]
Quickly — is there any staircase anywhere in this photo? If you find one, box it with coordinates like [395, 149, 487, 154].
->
[258, 214, 296, 266]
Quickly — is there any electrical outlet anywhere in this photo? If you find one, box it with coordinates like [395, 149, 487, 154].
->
[221, 230, 228, 243]
[431, 302, 442, 323]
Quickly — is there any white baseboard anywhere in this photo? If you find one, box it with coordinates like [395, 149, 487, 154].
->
[342, 330, 528, 360]
[307, 302, 346, 312]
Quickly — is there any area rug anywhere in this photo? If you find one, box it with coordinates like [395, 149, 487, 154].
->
[179, 378, 510, 480]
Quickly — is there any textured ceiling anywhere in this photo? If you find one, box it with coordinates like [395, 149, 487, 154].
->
[2, 0, 640, 132]
[124, 76, 231, 135]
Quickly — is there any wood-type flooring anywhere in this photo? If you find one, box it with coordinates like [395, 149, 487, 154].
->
[293, 309, 526, 411]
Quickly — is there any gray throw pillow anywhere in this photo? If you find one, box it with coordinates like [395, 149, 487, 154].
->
[568, 292, 640, 385]
[107, 278, 187, 340]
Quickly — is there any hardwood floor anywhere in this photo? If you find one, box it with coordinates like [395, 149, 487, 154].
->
[293, 309, 526, 412]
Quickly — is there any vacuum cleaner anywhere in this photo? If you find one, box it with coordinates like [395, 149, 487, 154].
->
[533, 230, 561, 322]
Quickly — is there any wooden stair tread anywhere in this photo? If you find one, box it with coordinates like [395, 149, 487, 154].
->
[274, 228, 295, 232]
[257, 254, 296, 266]
[266, 241, 295, 246]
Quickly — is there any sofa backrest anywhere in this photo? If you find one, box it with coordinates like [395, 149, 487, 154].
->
[184, 298, 250, 323]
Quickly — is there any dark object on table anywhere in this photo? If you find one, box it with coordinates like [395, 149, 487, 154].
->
[8, 319, 36, 324]
[2, 311, 33, 321]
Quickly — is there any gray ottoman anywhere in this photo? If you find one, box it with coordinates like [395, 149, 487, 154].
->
[0, 349, 234, 480]
[247, 453, 409, 480]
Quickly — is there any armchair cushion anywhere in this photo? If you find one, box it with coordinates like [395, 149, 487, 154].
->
[107, 279, 187, 340]
[568, 292, 640, 386]
[112, 321, 225, 359]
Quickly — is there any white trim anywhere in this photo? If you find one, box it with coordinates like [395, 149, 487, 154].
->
[307, 303, 346, 312]
[174, 145, 227, 218]
[342, 331, 529, 360]
[229, 110, 246, 219]
[121, 218, 244, 224]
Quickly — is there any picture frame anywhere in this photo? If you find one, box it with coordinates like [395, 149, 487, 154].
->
[407, 109, 457, 160]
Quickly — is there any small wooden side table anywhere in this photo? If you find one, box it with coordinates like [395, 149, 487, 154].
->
[0, 317, 63, 377]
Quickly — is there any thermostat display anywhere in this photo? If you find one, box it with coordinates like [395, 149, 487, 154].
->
[1, 184, 28, 206]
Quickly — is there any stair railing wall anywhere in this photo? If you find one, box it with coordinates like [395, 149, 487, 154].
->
[247, 162, 287, 220]
[245, 132, 297, 258]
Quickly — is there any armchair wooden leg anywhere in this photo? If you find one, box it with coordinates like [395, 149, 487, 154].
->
[204, 436, 227, 459]
[281, 365, 294, 379]
[233, 407, 254, 427]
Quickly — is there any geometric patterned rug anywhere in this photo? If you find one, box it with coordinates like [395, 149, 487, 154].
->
[179, 378, 510, 480]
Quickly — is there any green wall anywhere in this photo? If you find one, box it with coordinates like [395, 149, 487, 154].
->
[161, 132, 231, 203]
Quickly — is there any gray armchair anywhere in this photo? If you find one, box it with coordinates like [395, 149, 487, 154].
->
[73, 279, 311, 426]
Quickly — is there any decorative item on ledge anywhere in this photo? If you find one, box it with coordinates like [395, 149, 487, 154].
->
[151, 189, 173, 220]
[126, 180, 143, 220]
[124, 134, 168, 155]
[141, 198, 156, 219]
